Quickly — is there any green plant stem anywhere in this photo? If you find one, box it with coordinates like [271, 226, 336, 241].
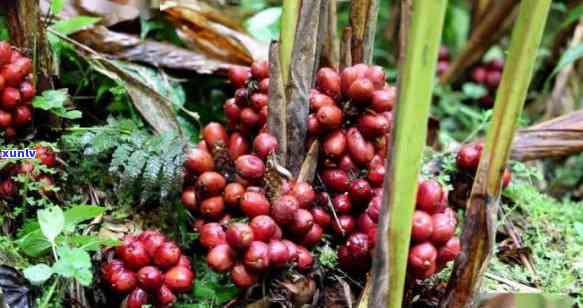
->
[39, 277, 59, 308]
[279, 0, 300, 85]
[370, 1, 448, 308]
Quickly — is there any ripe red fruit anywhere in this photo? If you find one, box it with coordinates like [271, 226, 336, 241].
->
[196, 171, 227, 196]
[235, 155, 265, 179]
[19, 81, 35, 101]
[368, 163, 385, 187]
[226, 223, 254, 250]
[203, 122, 228, 148]
[0, 76, 5, 92]
[316, 68, 341, 100]
[485, 71, 501, 89]
[181, 186, 197, 211]
[127, 288, 149, 308]
[332, 215, 356, 236]
[307, 114, 323, 135]
[321, 169, 350, 192]
[228, 66, 251, 88]
[438, 47, 449, 61]
[235, 88, 249, 105]
[0, 179, 17, 198]
[348, 78, 374, 104]
[281, 240, 298, 262]
[137, 266, 163, 291]
[253, 133, 278, 158]
[250, 93, 268, 110]
[240, 191, 270, 218]
[437, 236, 460, 266]
[228, 132, 250, 160]
[231, 263, 258, 288]
[411, 211, 434, 242]
[356, 212, 375, 234]
[119, 241, 151, 270]
[311, 207, 331, 228]
[0, 42, 11, 65]
[416, 179, 443, 213]
[224, 183, 245, 207]
[164, 266, 194, 293]
[155, 284, 176, 305]
[13, 57, 32, 76]
[296, 246, 313, 271]
[3, 126, 16, 141]
[289, 209, 314, 235]
[316, 105, 343, 129]
[139, 231, 167, 257]
[337, 155, 356, 173]
[0, 110, 12, 128]
[101, 259, 125, 283]
[471, 67, 487, 84]
[346, 127, 374, 165]
[431, 213, 456, 245]
[456, 144, 482, 170]
[13, 105, 31, 126]
[251, 60, 269, 79]
[258, 78, 270, 93]
[436, 61, 449, 76]
[240, 107, 260, 128]
[1, 65, 21, 87]
[488, 58, 504, 71]
[110, 270, 137, 294]
[177, 255, 192, 270]
[207, 244, 236, 273]
[309, 93, 335, 111]
[301, 224, 323, 247]
[249, 215, 277, 242]
[2, 87, 21, 110]
[272, 224, 283, 240]
[199, 223, 226, 248]
[371, 89, 395, 112]
[184, 148, 214, 174]
[340, 66, 360, 94]
[345, 233, 371, 272]
[244, 241, 270, 272]
[480, 95, 494, 108]
[365, 66, 386, 90]
[268, 240, 290, 267]
[408, 242, 437, 275]
[502, 168, 512, 188]
[271, 195, 300, 225]
[358, 114, 390, 139]
[224, 98, 241, 122]
[332, 193, 352, 214]
[200, 196, 225, 220]
[290, 182, 316, 209]
[322, 130, 347, 159]
[153, 242, 181, 269]
[349, 179, 373, 204]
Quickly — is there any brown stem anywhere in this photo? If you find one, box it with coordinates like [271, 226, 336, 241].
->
[349, 0, 379, 64]
[320, 0, 339, 69]
[440, 0, 519, 84]
[340, 27, 353, 70]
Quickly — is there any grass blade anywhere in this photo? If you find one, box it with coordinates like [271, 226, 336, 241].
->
[370, 1, 448, 307]
[441, 1, 552, 307]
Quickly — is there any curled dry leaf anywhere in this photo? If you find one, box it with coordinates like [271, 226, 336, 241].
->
[0, 266, 32, 308]
[75, 0, 141, 26]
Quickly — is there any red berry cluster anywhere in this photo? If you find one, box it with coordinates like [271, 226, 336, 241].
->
[0, 41, 36, 141]
[0, 146, 56, 199]
[101, 230, 194, 308]
[436, 46, 450, 77]
[408, 179, 459, 278]
[470, 58, 504, 108]
[456, 143, 511, 188]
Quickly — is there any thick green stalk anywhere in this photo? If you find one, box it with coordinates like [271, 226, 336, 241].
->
[370, 1, 448, 308]
[441, 1, 551, 307]
[280, 0, 300, 85]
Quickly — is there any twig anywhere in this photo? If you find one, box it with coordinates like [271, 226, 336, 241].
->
[484, 273, 541, 293]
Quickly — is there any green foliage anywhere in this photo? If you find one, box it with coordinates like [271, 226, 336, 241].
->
[245, 7, 282, 42]
[181, 258, 239, 306]
[37, 206, 64, 244]
[32, 89, 82, 120]
[483, 184, 583, 306]
[52, 16, 100, 36]
[318, 245, 338, 269]
[442, 0, 470, 53]
[62, 117, 186, 203]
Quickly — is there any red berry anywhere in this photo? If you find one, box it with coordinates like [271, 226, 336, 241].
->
[436, 61, 449, 76]
[268, 240, 290, 267]
[139, 231, 167, 257]
[224, 98, 241, 122]
[184, 148, 214, 174]
[488, 58, 504, 72]
[230, 263, 258, 288]
[199, 223, 226, 248]
[127, 288, 149, 308]
[0, 110, 12, 128]
[119, 240, 151, 270]
[177, 255, 192, 270]
[164, 266, 194, 293]
[416, 180, 443, 213]
[1, 65, 22, 87]
[110, 270, 137, 294]
[364, 66, 386, 90]
[408, 242, 437, 276]
[101, 259, 125, 283]
[346, 127, 374, 166]
[1, 87, 21, 110]
[153, 242, 182, 269]
[438, 47, 449, 61]
[250, 93, 268, 110]
[224, 183, 245, 207]
[240, 191, 270, 218]
[356, 212, 376, 234]
[228, 132, 250, 160]
[437, 236, 461, 266]
[322, 130, 347, 159]
[411, 211, 433, 242]
[332, 215, 356, 236]
[321, 169, 350, 192]
[296, 246, 313, 271]
[371, 88, 395, 112]
[228, 66, 251, 88]
[13, 105, 31, 126]
[251, 60, 269, 79]
[348, 78, 374, 104]
[240, 107, 260, 128]
[471, 67, 487, 84]
[485, 71, 501, 89]
[181, 186, 197, 211]
[290, 182, 316, 209]
[309, 93, 335, 111]
[430, 213, 456, 245]
[332, 193, 352, 214]
[358, 114, 390, 139]
[253, 133, 278, 158]
[282, 240, 298, 262]
[311, 207, 331, 228]
[301, 224, 323, 247]
[349, 179, 373, 204]
[203, 122, 228, 148]
[502, 168, 512, 188]
[155, 284, 176, 305]
[244, 241, 270, 272]
[316, 105, 343, 129]
[289, 209, 314, 235]
[226, 223, 254, 250]
[249, 215, 277, 242]
[0, 42, 11, 65]
[456, 144, 482, 170]
[316, 68, 341, 100]
[207, 244, 236, 273]
[271, 195, 299, 225]
[235, 155, 265, 179]
[19, 81, 35, 101]
[137, 266, 163, 291]
[200, 196, 225, 220]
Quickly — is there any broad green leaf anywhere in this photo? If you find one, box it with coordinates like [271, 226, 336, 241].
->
[63, 205, 105, 232]
[52, 246, 93, 285]
[443, 2, 470, 52]
[50, 0, 65, 15]
[17, 230, 52, 257]
[23, 264, 53, 285]
[241, 0, 267, 11]
[245, 7, 282, 42]
[462, 83, 488, 99]
[37, 206, 64, 243]
[561, 4, 583, 29]
[33, 89, 82, 119]
[52, 16, 100, 35]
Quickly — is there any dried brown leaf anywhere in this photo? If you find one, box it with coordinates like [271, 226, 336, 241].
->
[267, 42, 288, 165]
[75, 0, 141, 26]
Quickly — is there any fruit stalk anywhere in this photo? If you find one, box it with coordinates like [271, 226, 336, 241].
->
[369, 1, 448, 308]
[441, 1, 552, 307]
